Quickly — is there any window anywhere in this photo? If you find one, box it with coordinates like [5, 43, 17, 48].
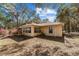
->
[24, 27, 31, 33]
[34, 27, 41, 33]
[49, 26, 53, 33]
[18, 28, 22, 34]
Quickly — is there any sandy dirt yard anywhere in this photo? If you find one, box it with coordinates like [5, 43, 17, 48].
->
[0, 35, 79, 56]
[20, 37, 65, 47]
[0, 38, 17, 45]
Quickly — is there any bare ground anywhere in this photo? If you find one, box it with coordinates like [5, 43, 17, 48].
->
[0, 35, 79, 56]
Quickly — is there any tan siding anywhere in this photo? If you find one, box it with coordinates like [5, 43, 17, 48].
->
[54, 25, 62, 36]
[41, 25, 63, 37]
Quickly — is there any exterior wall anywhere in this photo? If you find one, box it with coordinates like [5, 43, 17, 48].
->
[41, 25, 63, 37]
[22, 24, 63, 37]
[54, 25, 62, 37]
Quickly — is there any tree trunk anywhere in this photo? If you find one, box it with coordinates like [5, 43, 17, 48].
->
[15, 12, 19, 28]
[67, 17, 71, 33]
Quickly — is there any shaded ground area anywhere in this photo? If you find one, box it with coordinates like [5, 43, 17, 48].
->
[7, 35, 64, 42]
[8, 35, 33, 42]
[36, 35, 64, 42]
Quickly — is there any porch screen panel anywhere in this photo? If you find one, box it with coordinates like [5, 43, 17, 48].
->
[34, 27, 41, 33]
[24, 27, 31, 33]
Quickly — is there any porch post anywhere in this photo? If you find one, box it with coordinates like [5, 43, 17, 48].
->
[31, 26, 34, 36]
[22, 28, 23, 35]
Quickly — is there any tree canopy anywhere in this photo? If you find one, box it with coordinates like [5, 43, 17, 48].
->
[56, 3, 79, 33]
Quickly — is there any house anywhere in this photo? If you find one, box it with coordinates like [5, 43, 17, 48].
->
[19, 22, 64, 37]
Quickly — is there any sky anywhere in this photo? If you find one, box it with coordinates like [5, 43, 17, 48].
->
[36, 7, 57, 22]
[0, 3, 59, 22]
[28, 4, 58, 22]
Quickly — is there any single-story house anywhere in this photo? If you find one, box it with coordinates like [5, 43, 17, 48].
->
[19, 22, 64, 37]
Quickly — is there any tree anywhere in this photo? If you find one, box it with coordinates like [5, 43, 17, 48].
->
[0, 4, 37, 28]
[56, 3, 79, 33]
[42, 19, 49, 23]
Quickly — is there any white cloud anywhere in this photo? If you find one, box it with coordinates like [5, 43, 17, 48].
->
[36, 7, 57, 22]
[47, 16, 56, 22]
[36, 8, 42, 14]
[46, 9, 57, 15]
